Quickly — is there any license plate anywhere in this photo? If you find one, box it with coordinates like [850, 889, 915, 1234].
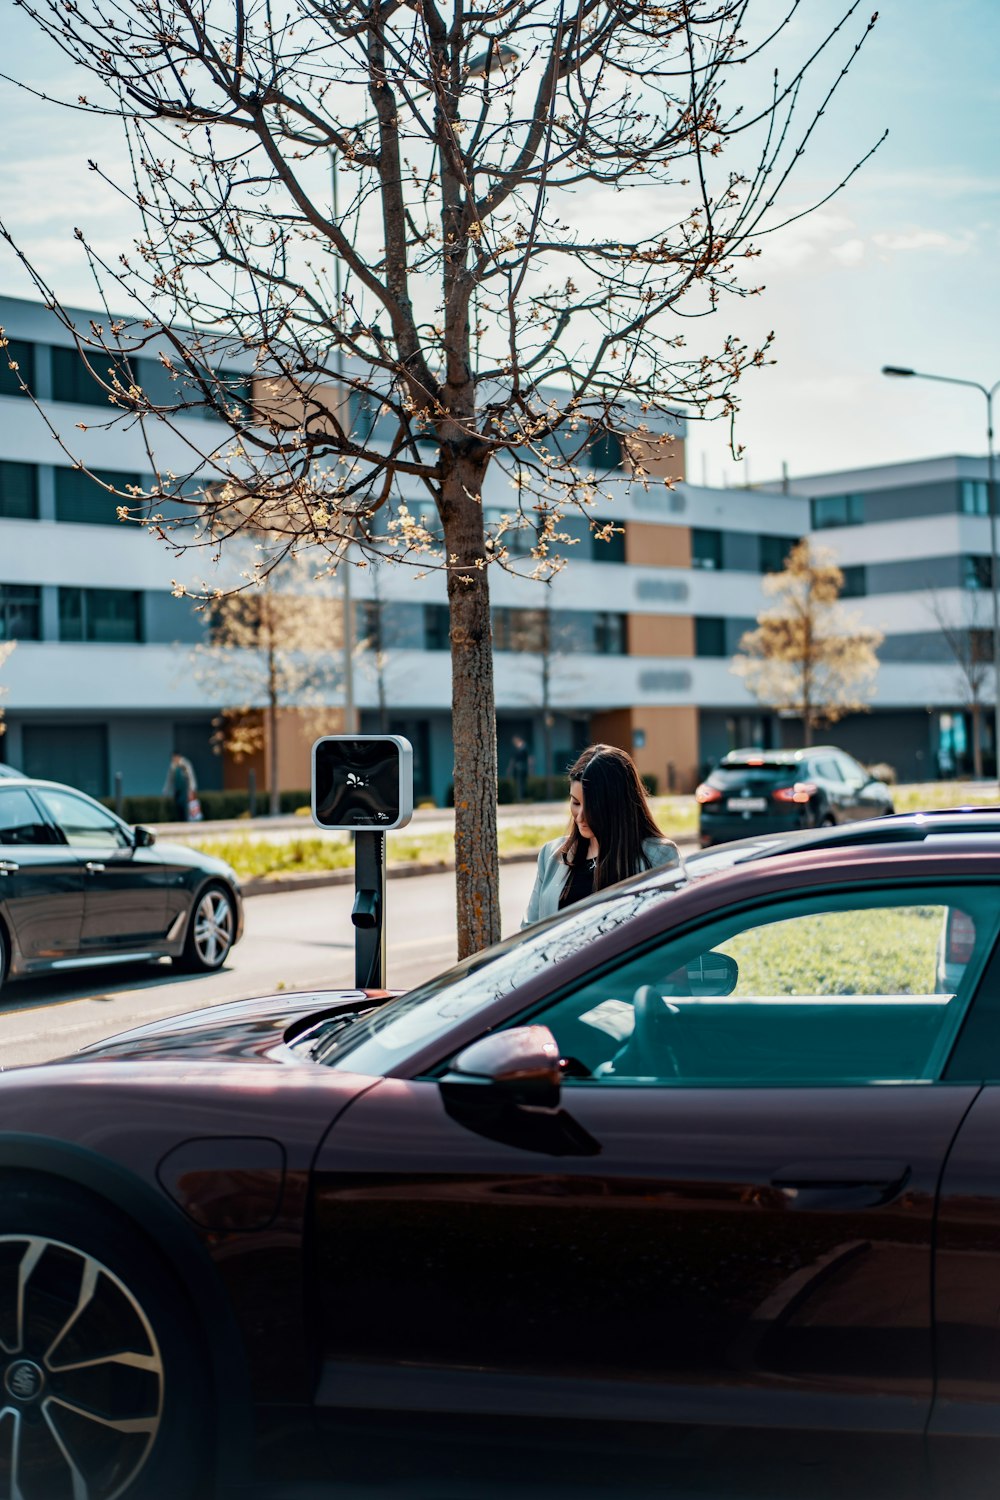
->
[728, 797, 767, 812]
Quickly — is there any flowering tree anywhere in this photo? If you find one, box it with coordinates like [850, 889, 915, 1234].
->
[192, 556, 343, 815]
[5, 0, 880, 954]
[732, 541, 883, 745]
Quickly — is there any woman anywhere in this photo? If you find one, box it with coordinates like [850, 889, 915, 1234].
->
[522, 744, 678, 926]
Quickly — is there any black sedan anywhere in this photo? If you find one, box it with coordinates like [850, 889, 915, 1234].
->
[5, 836, 1000, 1498]
[696, 744, 895, 845]
[0, 776, 242, 993]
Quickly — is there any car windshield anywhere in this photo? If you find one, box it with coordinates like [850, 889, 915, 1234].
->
[316, 875, 686, 1076]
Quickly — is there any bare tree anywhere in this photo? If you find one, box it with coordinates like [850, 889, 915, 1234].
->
[4, 0, 881, 954]
[732, 541, 883, 745]
[928, 590, 992, 778]
[191, 556, 343, 814]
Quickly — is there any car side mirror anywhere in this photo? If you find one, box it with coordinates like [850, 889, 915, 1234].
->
[133, 825, 157, 847]
[441, 1025, 562, 1109]
[664, 951, 739, 998]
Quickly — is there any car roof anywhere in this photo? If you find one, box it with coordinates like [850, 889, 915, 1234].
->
[624, 839, 1000, 940]
[619, 809, 1000, 892]
[694, 808, 1000, 862]
[718, 746, 845, 766]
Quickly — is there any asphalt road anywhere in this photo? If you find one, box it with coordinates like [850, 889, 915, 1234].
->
[0, 862, 539, 1069]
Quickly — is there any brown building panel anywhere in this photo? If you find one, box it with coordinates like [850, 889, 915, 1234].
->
[626, 434, 686, 486]
[627, 613, 694, 659]
[590, 706, 700, 796]
[625, 522, 691, 569]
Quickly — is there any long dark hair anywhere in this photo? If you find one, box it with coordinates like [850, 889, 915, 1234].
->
[557, 744, 665, 892]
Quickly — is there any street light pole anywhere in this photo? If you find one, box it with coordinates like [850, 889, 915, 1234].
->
[882, 365, 1000, 789]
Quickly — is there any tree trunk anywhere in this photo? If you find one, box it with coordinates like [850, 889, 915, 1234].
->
[442, 467, 500, 958]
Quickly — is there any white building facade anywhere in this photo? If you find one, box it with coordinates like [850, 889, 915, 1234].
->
[0, 293, 992, 804]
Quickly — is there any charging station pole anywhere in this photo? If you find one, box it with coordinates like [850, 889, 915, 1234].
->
[311, 735, 413, 994]
[353, 831, 387, 989]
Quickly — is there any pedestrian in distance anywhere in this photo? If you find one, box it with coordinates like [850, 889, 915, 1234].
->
[163, 751, 199, 823]
[506, 734, 532, 802]
[522, 743, 678, 926]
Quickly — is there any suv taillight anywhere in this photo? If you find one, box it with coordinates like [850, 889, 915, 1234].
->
[695, 783, 723, 804]
[772, 781, 818, 804]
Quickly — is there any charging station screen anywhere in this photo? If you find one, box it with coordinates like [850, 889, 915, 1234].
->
[313, 738, 402, 828]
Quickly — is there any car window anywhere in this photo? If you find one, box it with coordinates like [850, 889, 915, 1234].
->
[317, 881, 685, 1076]
[521, 887, 998, 1087]
[34, 788, 131, 849]
[0, 787, 57, 845]
[812, 758, 843, 782]
[837, 755, 866, 783]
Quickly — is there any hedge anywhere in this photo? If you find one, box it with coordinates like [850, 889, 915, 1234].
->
[100, 788, 314, 824]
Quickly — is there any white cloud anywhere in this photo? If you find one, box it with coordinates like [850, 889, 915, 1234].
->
[830, 238, 866, 266]
[872, 228, 975, 255]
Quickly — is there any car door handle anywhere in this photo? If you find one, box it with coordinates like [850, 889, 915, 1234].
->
[0, 860, 19, 874]
[772, 1161, 911, 1210]
[84, 861, 107, 873]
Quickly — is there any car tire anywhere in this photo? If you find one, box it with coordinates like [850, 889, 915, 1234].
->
[177, 881, 237, 973]
[0, 1175, 212, 1500]
[820, 814, 836, 827]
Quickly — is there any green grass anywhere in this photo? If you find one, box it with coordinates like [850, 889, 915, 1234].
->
[193, 819, 569, 881]
[891, 782, 1000, 814]
[724, 905, 944, 996]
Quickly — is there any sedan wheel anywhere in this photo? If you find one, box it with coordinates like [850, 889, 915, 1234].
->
[180, 884, 236, 973]
[0, 1185, 211, 1500]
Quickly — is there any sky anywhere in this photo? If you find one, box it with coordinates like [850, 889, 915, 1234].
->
[0, 0, 997, 490]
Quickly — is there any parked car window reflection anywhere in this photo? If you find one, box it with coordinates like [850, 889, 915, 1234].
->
[318, 883, 683, 1075]
[0, 787, 57, 844]
[34, 788, 131, 850]
[522, 887, 998, 1088]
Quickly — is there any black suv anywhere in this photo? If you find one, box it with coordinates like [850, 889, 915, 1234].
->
[696, 745, 895, 846]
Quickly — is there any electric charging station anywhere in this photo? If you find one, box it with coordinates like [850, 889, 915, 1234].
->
[310, 735, 414, 989]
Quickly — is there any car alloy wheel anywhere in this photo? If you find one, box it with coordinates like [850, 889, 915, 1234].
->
[0, 1234, 164, 1500]
[191, 886, 235, 970]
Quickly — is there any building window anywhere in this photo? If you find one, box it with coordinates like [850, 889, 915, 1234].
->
[695, 616, 727, 657]
[839, 565, 867, 598]
[588, 430, 624, 472]
[0, 584, 41, 641]
[423, 603, 450, 651]
[691, 528, 723, 570]
[963, 555, 993, 591]
[960, 479, 991, 516]
[811, 493, 864, 529]
[492, 607, 546, 653]
[593, 612, 627, 655]
[51, 345, 104, 405]
[58, 588, 143, 643]
[759, 535, 798, 573]
[0, 339, 35, 400]
[54, 468, 143, 525]
[0, 462, 39, 520]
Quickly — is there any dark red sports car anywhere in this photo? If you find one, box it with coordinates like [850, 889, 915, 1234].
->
[4, 837, 1000, 1500]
